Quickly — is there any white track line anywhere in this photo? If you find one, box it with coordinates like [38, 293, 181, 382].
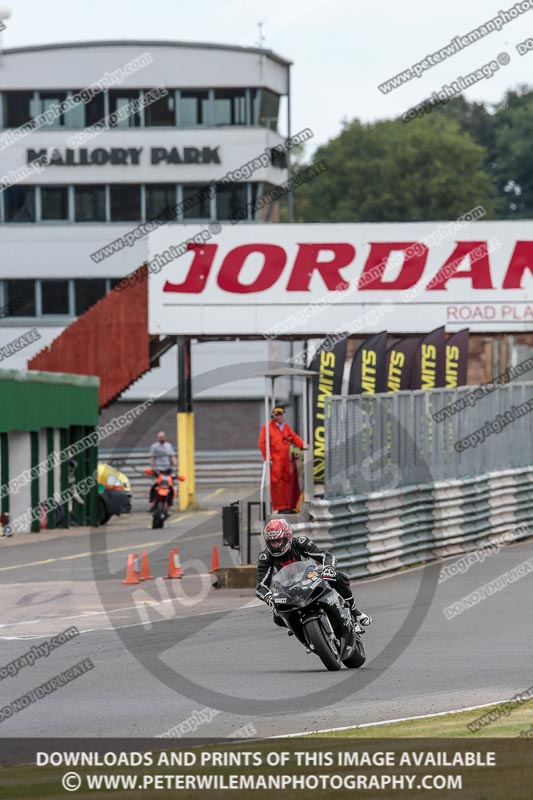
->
[270, 702, 515, 738]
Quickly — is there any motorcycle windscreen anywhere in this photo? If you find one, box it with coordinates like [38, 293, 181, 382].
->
[271, 561, 324, 601]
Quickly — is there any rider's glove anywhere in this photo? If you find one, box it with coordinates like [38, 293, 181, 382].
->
[263, 591, 274, 607]
[321, 566, 337, 581]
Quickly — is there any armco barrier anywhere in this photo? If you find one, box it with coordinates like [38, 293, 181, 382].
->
[291, 466, 533, 578]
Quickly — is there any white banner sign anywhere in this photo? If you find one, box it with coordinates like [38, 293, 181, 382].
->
[148, 221, 533, 335]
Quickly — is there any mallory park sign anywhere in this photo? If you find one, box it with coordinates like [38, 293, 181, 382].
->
[26, 146, 221, 166]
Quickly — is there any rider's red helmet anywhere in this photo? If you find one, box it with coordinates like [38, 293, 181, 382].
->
[264, 518, 293, 557]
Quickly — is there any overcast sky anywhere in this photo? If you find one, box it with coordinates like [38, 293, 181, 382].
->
[1, 0, 532, 154]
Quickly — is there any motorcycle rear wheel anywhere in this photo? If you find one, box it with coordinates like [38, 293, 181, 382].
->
[342, 635, 366, 668]
[304, 618, 342, 671]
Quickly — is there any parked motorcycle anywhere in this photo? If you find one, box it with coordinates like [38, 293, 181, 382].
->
[270, 560, 366, 671]
[144, 468, 185, 529]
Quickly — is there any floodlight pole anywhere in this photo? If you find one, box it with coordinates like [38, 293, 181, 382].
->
[260, 375, 276, 520]
[302, 375, 313, 502]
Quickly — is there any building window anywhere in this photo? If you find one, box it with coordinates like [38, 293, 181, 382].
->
[270, 147, 287, 169]
[146, 185, 176, 219]
[250, 182, 260, 219]
[182, 185, 211, 219]
[259, 89, 280, 130]
[108, 90, 141, 127]
[4, 279, 36, 316]
[41, 280, 70, 315]
[3, 91, 35, 128]
[40, 187, 69, 221]
[249, 88, 258, 123]
[110, 185, 141, 221]
[145, 91, 175, 126]
[75, 279, 107, 315]
[216, 183, 248, 220]
[75, 186, 106, 222]
[69, 91, 105, 128]
[180, 91, 209, 126]
[4, 186, 36, 222]
[214, 89, 247, 125]
[257, 182, 281, 221]
[38, 92, 68, 127]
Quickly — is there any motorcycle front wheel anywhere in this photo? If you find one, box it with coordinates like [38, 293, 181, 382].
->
[304, 618, 342, 671]
[152, 500, 166, 529]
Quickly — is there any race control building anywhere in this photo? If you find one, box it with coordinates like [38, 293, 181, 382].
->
[0, 40, 298, 447]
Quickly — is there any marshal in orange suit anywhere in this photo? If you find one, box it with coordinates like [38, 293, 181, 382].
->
[258, 406, 306, 512]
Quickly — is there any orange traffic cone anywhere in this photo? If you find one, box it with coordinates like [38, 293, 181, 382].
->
[140, 550, 155, 580]
[208, 544, 220, 574]
[133, 552, 141, 581]
[122, 553, 140, 585]
[164, 547, 183, 579]
[173, 547, 184, 578]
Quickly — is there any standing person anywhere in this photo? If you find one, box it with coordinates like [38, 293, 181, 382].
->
[258, 406, 307, 513]
[149, 431, 177, 509]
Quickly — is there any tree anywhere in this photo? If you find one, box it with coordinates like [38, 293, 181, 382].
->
[432, 96, 496, 166]
[293, 115, 498, 222]
[490, 87, 533, 218]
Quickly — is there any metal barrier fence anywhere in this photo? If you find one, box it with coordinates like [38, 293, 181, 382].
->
[325, 382, 533, 498]
[98, 449, 262, 487]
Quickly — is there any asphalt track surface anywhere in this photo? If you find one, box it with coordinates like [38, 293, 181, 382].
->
[1, 491, 532, 738]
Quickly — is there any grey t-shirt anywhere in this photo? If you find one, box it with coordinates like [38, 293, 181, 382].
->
[150, 441, 175, 469]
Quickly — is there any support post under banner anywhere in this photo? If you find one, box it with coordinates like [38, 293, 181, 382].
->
[176, 336, 195, 510]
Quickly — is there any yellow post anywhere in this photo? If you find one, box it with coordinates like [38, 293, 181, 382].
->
[187, 411, 195, 504]
[177, 412, 195, 510]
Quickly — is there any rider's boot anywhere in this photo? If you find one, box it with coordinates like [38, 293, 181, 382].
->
[346, 596, 372, 626]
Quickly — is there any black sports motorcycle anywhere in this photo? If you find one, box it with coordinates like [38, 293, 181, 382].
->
[270, 560, 366, 671]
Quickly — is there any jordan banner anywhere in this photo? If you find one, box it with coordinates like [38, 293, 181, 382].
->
[348, 332, 388, 394]
[445, 328, 469, 387]
[309, 338, 347, 483]
[411, 326, 446, 390]
[386, 337, 420, 392]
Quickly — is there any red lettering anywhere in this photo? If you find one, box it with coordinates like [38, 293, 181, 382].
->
[502, 241, 533, 288]
[286, 243, 355, 291]
[358, 242, 427, 290]
[217, 244, 286, 293]
[427, 242, 492, 290]
[163, 243, 217, 293]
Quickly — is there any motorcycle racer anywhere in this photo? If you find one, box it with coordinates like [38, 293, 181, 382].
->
[256, 519, 372, 627]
